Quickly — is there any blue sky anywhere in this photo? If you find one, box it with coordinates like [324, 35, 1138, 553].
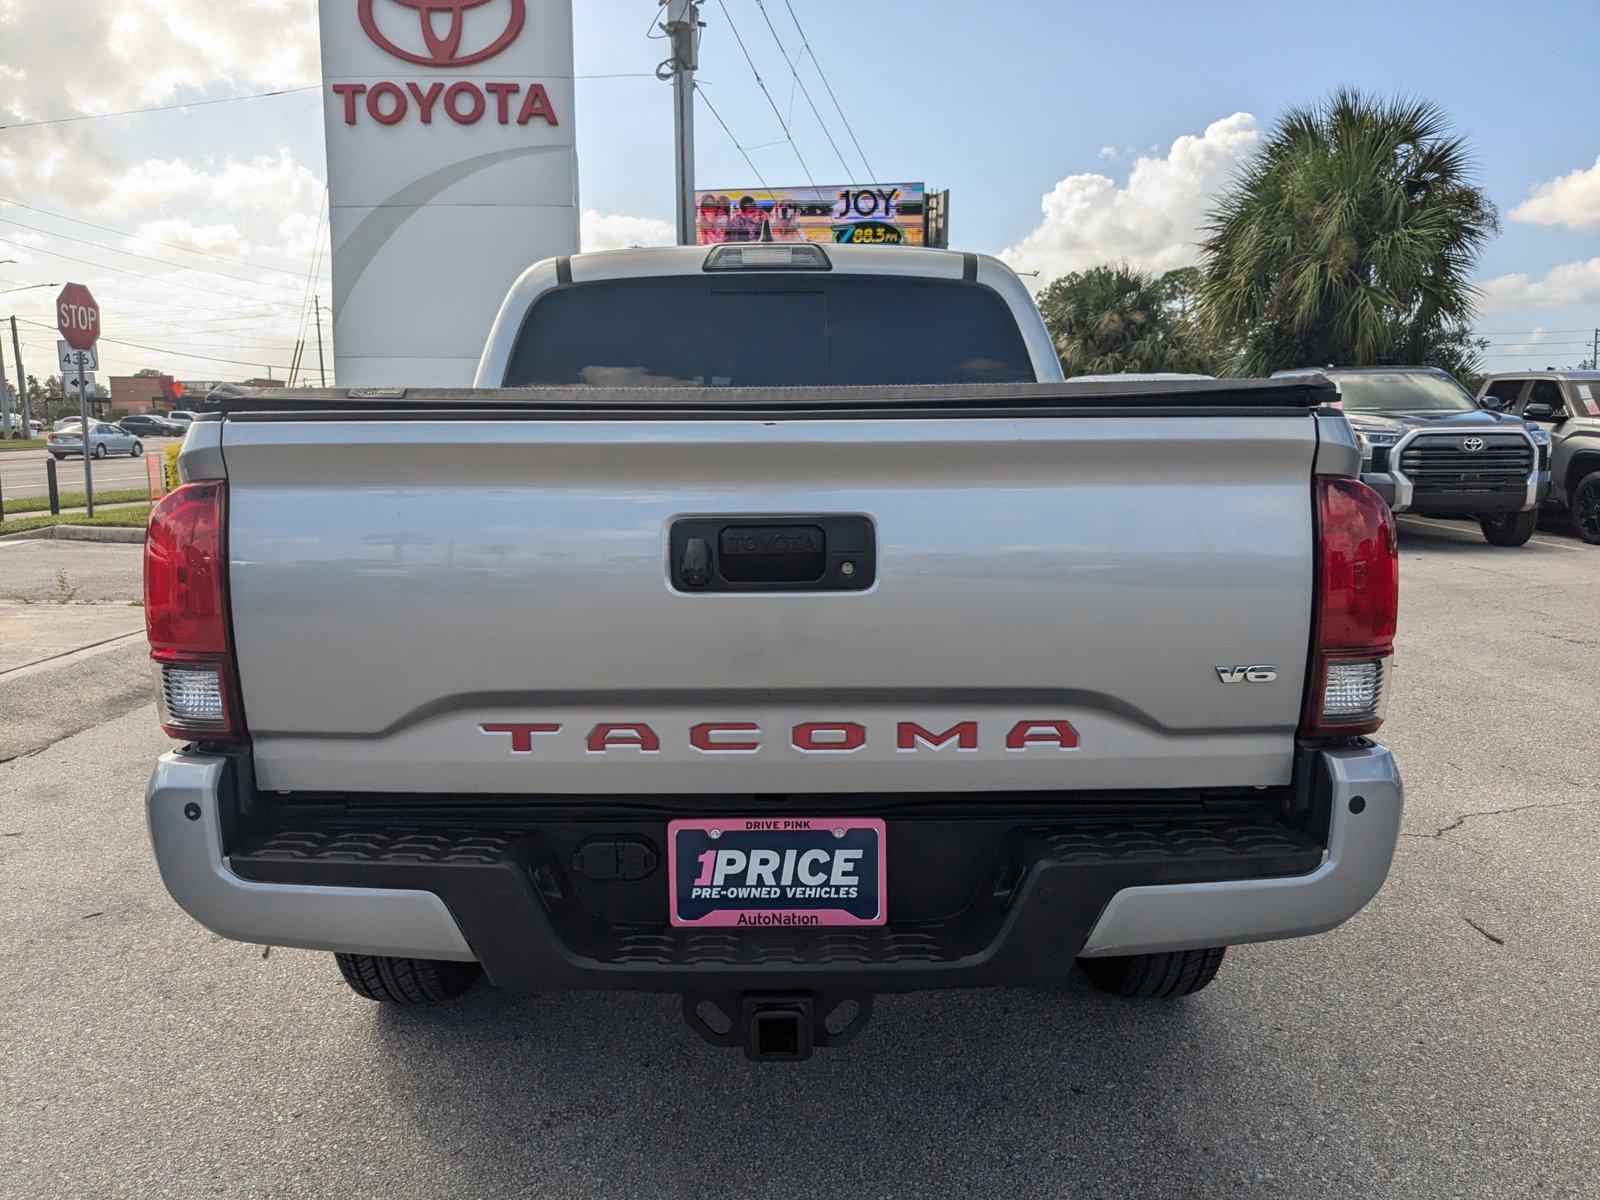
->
[2, 0, 1597, 379]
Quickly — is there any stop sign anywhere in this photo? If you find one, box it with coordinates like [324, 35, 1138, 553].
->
[56, 283, 100, 351]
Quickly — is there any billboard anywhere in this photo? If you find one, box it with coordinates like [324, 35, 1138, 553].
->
[695, 183, 929, 247]
[319, 0, 579, 385]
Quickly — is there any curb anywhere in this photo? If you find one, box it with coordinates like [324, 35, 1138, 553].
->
[0, 525, 145, 544]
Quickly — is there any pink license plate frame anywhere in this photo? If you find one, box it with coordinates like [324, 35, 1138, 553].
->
[667, 816, 887, 929]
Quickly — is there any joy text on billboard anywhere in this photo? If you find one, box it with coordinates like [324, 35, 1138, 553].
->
[696, 183, 927, 247]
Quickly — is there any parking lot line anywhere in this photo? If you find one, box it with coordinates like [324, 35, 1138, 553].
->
[1397, 515, 1586, 551]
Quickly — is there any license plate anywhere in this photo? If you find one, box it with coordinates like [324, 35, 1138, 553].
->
[668, 817, 885, 928]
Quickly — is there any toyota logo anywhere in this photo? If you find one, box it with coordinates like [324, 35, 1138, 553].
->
[358, 0, 526, 67]
[1461, 436, 1486, 452]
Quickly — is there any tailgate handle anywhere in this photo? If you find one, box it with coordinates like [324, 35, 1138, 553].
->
[718, 525, 826, 583]
[670, 516, 874, 592]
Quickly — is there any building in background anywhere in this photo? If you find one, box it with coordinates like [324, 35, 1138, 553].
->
[110, 375, 283, 412]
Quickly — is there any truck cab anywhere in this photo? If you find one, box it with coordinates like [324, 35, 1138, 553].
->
[475, 242, 1065, 389]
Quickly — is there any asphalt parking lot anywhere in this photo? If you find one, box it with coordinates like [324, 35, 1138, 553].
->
[1, 519, 1596, 1199]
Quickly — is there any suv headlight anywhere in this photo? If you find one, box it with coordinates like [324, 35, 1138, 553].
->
[1524, 424, 1551, 446]
[1356, 431, 1399, 468]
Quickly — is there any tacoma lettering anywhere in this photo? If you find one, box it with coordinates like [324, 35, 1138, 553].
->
[479, 719, 1079, 756]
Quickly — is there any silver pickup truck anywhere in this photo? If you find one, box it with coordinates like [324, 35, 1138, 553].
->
[144, 244, 1403, 1060]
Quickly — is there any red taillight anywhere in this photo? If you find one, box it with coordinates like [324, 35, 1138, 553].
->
[1301, 476, 1399, 738]
[145, 480, 246, 742]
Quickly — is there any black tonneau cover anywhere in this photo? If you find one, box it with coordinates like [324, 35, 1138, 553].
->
[199, 378, 1336, 422]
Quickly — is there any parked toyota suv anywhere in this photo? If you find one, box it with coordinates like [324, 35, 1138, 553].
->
[1477, 370, 1600, 544]
[144, 245, 1404, 1061]
[1275, 366, 1549, 545]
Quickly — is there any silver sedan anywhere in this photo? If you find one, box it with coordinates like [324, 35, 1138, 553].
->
[46, 421, 144, 459]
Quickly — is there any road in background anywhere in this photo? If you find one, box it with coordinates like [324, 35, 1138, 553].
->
[0, 436, 178, 500]
[1, 527, 1595, 1198]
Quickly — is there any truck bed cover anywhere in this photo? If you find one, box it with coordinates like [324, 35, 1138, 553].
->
[199, 378, 1337, 422]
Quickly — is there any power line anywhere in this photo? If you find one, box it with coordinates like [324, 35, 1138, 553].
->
[780, 0, 877, 183]
[696, 87, 772, 192]
[0, 198, 327, 284]
[290, 191, 331, 383]
[0, 86, 320, 131]
[0, 214, 311, 295]
[16, 317, 292, 370]
[754, 0, 856, 183]
[0, 236, 304, 307]
[714, 0, 816, 189]
[1477, 328, 1596, 336]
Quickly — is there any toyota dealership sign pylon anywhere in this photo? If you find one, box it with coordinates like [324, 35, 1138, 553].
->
[319, 0, 578, 384]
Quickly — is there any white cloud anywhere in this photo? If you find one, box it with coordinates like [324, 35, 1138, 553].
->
[1495, 326, 1550, 354]
[1, 0, 317, 120]
[1000, 113, 1260, 283]
[1479, 258, 1600, 311]
[0, 3, 328, 380]
[580, 210, 674, 253]
[98, 151, 324, 219]
[1510, 155, 1600, 230]
[129, 219, 249, 257]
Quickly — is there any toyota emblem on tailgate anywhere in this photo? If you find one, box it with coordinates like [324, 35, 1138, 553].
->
[1461, 436, 1486, 452]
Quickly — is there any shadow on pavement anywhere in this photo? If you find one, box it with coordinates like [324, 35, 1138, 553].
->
[370, 979, 1282, 1195]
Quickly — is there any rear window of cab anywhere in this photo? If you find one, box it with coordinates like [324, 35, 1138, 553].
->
[503, 274, 1037, 388]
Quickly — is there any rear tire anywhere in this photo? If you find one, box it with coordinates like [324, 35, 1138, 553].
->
[334, 953, 481, 1004]
[92, 443, 107, 459]
[1572, 471, 1600, 545]
[1078, 947, 1226, 998]
[1478, 509, 1537, 546]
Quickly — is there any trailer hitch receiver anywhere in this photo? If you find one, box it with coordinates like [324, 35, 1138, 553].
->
[683, 990, 873, 1062]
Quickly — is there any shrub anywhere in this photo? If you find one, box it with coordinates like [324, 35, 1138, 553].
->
[163, 443, 181, 492]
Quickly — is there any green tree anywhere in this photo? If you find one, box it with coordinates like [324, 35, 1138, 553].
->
[1200, 90, 1498, 377]
[1037, 264, 1218, 377]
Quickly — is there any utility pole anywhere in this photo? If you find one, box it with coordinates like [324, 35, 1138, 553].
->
[0, 322, 8, 439]
[0, 320, 8, 438]
[314, 295, 327, 387]
[660, 0, 702, 246]
[9, 317, 25, 437]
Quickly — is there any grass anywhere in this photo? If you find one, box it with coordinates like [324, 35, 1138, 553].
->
[0, 438, 48, 453]
[2, 487, 150, 515]
[0, 503, 152, 535]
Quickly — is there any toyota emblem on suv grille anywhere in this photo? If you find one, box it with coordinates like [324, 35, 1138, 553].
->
[1461, 436, 1486, 452]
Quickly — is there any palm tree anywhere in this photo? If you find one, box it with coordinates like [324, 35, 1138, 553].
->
[1037, 265, 1216, 377]
[1199, 91, 1498, 376]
